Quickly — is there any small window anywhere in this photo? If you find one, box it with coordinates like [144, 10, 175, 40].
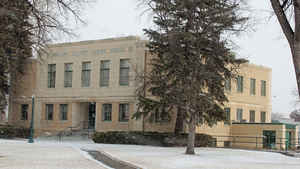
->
[100, 60, 110, 87]
[82, 62, 91, 87]
[261, 80, 267, 96]
[119, 104, 129, 122]
[64, 63, 73, 88]
[236, 108, 243, 122]
[155, 111, 169, 122]
[21, 104, 28, 120]
[224, 108, 231, 124]
[236, 76, 243, 93]
[249, 110, 255, 123]
[102, 104, 112, 121]
[225, 79, 231, 91]
[250, 78, 256, 95]
[120, 59, 130, 86]
[261, 111, 266, 123]
[48, 64, 56, 88]
[46, 104, 54, 120]
[60, 104, 68, 121]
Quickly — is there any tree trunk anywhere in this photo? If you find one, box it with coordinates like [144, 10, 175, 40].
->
[186, 113, 196, 155]
[292, 41, 300, 98]
[175, 106, 184, 134]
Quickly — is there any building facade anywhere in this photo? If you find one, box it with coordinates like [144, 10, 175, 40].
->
[8, 36, 298, 150]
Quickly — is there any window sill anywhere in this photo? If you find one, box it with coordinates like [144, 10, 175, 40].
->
[102, 120, 112, 122]
[119, 120, 129, 123]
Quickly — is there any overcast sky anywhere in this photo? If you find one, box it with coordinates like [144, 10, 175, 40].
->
[68, 0, 297, 116]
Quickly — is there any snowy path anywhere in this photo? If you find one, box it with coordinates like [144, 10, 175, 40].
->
[86, 144, 300, 169]
[0, 139, 110, 169]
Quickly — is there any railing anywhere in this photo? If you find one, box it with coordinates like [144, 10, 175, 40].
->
[57, 121, 95, 142]
[211, 135, 300, 151]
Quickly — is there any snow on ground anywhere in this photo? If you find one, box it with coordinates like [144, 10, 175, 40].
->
[1, 139, 300, 169]
[85, 144, 300, 169]
[0, 139, 110, 169]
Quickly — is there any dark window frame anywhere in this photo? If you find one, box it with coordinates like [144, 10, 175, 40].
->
[236, 76, 243, 93]
[261, 80, 267, 96]
[119, 59, 130, 86]
[48, 64, 56, 88]
[224, 107, 231, 125]
[261, 111, 266, 123]
[236, 108, 243, 122]
[21, 104, 29, 120]
[81, 62, 91, 87]
[46, 104, 54, 120]
[250, 78, 256, 95]
[249, 110, 255, 123]
[64, 63, 73, 88]
[60, 104, 68, 121]
[102, 104, 112, 121]
[119, 103, 129, 122]
[100, 60, 110, 87]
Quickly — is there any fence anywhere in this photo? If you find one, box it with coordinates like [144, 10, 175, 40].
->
[211, 135, 300, 151]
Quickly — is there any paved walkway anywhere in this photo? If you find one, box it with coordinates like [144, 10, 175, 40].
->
[0, 139, 110, 169]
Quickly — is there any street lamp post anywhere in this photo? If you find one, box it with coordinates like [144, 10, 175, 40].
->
[28, 95, 35, 143]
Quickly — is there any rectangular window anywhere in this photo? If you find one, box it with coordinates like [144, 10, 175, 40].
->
[119, 104, 129, 122]
[250, 78, 256, 95]
[102, 104, 112, 121]
[250, 110, 255, 123]
[48, 64, 56, 88]
[21, 104, 28, 120]
[120, 59, 130, 86]
[100, 60, 110, 87]
[261, 111, 266, 123]
[236, 76, 243, 93]
[60, 104, 68, 121]
[46, 104, 53, 120]
[82, 62, 91, 87]
[224, 108, 231, 124]
[64, 63, 73, 88]
[261, 80, 266, 96]
[236, 108, 243, 122]
[225, 79, 231, 91]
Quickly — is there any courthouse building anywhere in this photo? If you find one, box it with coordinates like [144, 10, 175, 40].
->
[7, 36, 298, 150]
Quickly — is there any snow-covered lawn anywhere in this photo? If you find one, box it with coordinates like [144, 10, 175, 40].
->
[1, 139, 300, 169]
[86, 144, 300, 169]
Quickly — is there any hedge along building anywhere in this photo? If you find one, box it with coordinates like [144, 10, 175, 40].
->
[8, 36, 298, 150]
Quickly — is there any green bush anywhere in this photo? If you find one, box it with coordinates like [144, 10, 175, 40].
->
[92, 131, 214, 147]
[0, 125, 30, 139]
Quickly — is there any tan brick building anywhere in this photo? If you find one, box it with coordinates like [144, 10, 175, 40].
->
[8, 36, 298, 150]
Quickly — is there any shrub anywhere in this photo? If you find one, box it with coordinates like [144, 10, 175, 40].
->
[0, 125, 30, 139]
[92, 131, 214, 147]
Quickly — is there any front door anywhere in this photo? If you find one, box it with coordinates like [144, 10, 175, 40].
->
[263, 130, 276, 149]
[88, 103, 96, 129]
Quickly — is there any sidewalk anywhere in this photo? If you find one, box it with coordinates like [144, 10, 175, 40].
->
[0, 139, 110, 169]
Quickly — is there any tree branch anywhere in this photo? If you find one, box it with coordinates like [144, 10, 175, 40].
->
[270, 0, 295, 48]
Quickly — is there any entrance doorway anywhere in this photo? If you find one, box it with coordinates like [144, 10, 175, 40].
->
[88, 103, 96, 129]
[263, 130, 276, 149]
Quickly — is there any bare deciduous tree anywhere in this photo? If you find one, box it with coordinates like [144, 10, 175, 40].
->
[270, 0, 300, 99]
[0, 0, 93, 112]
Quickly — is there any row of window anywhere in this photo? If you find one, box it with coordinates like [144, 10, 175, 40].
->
[43, 103, 130, 122]
[225, 76, 267, 96]
[48, 59, 130, 88]
[224, 108, 267, 124]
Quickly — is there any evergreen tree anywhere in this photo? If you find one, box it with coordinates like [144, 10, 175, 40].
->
[135, 0, 248, 154]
